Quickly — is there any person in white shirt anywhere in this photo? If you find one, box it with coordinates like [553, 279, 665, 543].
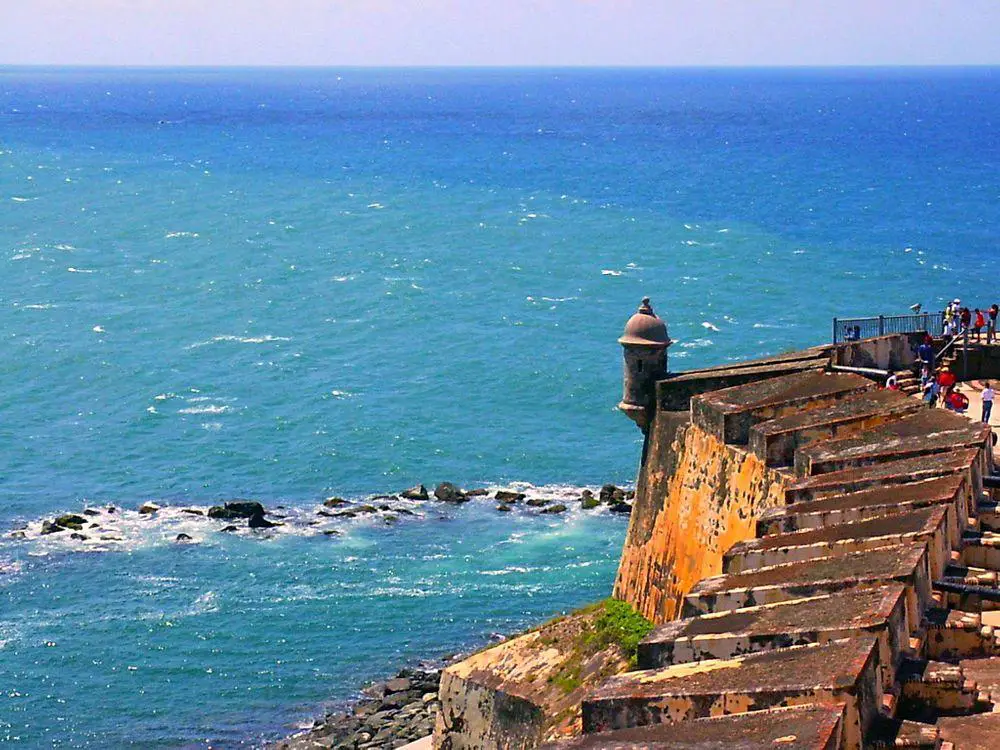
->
[983, 382, 995, 424]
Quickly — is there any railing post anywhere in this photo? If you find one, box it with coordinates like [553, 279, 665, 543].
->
[923, 312, 929, 333]
[832, 317, 838, 344]
[878, 315, 885, 336]
[963, 328, 969, 380]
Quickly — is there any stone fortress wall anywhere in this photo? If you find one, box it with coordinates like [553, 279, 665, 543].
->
[433, 312, 1000, 750]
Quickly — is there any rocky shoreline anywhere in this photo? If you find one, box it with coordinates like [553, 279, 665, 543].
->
[273, 661, 450, 750]
[12, 483, 634, 546]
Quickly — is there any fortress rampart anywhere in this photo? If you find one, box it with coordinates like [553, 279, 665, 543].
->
[433, 308, 1000, 750]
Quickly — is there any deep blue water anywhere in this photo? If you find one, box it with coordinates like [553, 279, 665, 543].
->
[1, 67, 999, 746]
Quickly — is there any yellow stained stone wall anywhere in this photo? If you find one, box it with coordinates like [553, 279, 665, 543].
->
[613, 414, 789, 624]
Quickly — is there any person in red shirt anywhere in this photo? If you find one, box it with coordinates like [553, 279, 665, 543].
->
[975, 309, 987, 341]
[937, 367, 957, 407]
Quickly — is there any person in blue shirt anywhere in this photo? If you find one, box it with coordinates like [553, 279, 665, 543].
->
[917, 340, 934, 371]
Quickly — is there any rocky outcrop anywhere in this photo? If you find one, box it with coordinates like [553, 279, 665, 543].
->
[401, 485, 429, 501]
[275, 667, 443, 750]
[434, 483, 467, 503]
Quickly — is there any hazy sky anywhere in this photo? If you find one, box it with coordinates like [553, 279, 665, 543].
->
[4, 0, 999, 67]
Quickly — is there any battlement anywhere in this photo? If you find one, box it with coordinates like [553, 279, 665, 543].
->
[434, 332, 1000, 749]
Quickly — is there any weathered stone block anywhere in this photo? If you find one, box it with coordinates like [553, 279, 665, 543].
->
[639, 584, 909, 685]
[723, 506, 952, 578]
[582, 637, 882, 750]
[748, 390, 922, 468]
[538, 704, 846, 750]
[682, 544, 931, 628]
[433, 606, 631, 749]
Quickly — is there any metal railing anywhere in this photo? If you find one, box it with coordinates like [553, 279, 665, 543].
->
[832, 312, 943, 344]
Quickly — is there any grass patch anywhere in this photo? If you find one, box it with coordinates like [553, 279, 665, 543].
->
[584, 599, 654, 667]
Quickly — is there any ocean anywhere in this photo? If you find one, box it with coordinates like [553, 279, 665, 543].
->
[1, 66, 998, 746]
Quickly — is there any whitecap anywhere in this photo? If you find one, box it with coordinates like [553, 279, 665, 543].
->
[329, 390, 354, 399]
[367, 203, 385, 209]
[752, 323, 780, 329]
[67, 267, 95, 274]
[682, 240, 699, 246]
[92, 325, 105, 333]
[701, 321, 720, 332]
[681, 338, 714, 348]
[202, 422, 223, 431]
[22, 304, 55, 310]
[11, 196, 34, 202]
[332, 276, 354, 283]
[178, 404, 231, 415]
[187, 335, 290, 349]
[601, 269, 622, 277]
[165, 231, 200, 239]
[717, 228, 730, 233]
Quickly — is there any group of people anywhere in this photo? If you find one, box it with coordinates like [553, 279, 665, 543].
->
[943, 298, 999, 343]
[910, 331, 994, 422]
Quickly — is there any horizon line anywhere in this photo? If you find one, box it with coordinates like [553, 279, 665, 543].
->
[1, 63, 999, 71]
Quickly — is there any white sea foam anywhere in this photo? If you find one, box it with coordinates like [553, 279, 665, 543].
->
[92, 325, 105, 333]
[701, 321, 721, 332]
[165, 231, 200, 239]
[178, 404, 231, 415]
[11, 196, 34, 202]
[187, 335, 291, 349]
[67, 267, 95, 274]
[601, 269, 622, 276]
[682, 338, 715, 348]
[22, 304, 55, 310]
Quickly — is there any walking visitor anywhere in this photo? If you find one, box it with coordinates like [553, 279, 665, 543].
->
[983, 382, 995, 424]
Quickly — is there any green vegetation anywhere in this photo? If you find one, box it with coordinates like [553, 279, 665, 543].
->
[584, 598, 654, 666]
[546, 598, 654, 694]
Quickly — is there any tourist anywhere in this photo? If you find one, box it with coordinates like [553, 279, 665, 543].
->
[989, 304, 998, 344]
[886, 371, 899, 390]
[923, 378, 940, 408]
[960, 306, 972, 335]
[944, 303, 955, 336]
[917, 338, 934, 371]
[983, 382, 995, 424]
[975, 309, 986, 341]
[937, 366, 957, 407]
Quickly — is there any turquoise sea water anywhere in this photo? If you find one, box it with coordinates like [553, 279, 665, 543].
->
[1, 67, 999, 746]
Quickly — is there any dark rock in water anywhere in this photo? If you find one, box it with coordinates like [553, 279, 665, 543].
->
[392, 508, 416, 516]
[323, 497, 348, 508]
[220, 525, 239, 532]
[70, 532, 88, 541]
[400, 485, 429, 501]
[541, 503, 568, 514]
[465, 488, 489, 497]
[581, 496, 600, 510]
[323, 529, 341, 536]
[10, 530, 26, 539]
[625, 489, 636, 500]
[333, 511, 357, 519]
[378, 504, 392, 511]
[609, 502, 632, 514]
[496, 504, 512, 512]
[55, 514, 88, 530]
[383, 514, 398, 524]
[248, 508, 281, 529]
[82, 508, 101, 516]
[356, 505, 378, 514]
[581, 489, 595, 500]
[434, 482, 467, 503]
[525, 498, 549, 507]
[89, 523, 99, 528]
[495, 490, 526, 503]
[370, 494, 400, 503]
[181, 508, 204, 516]
[207, 506, 238, 520]
[600, 484, 625, 504]
[316, 509, 336, 517]
[106, 505, 117, 513]
[138, 502, 160, 515]
[41, 520, 64, 535]
[223, 501, 265, 518]
[385, 677, 411, 693]
[175, 533, 193, 542]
